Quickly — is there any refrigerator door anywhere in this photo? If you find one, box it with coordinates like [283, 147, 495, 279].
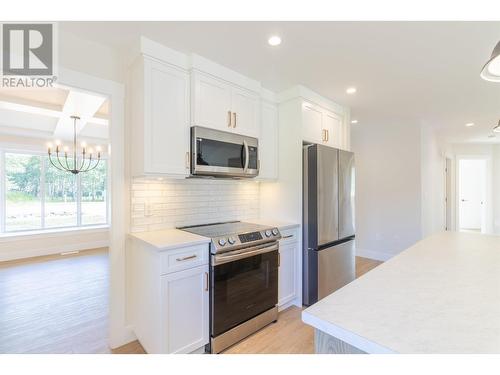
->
[338, 150, 355, 239]
[318, 239, 356, 300]
[317, 145, 339, 246]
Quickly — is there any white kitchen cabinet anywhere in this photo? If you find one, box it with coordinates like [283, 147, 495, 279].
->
[278, 228, 299, 309]
[258, 101, 279, 180]
[129, 56, 190, 177]
[301, 100, 348, 150]
[231, 86, 260, 137]
[191, 71, 260, 137]
[191, 71, 232, 131]
[322, 110, 343, 148]
[161, 265, 209, 354]
[128, 238, 210, 354]
[302, 102, 323, 144]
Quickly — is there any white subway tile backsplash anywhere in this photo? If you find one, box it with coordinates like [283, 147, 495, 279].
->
[130, 178, 260, 232]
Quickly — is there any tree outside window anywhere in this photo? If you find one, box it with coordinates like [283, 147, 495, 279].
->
[3, 152, 108, 232]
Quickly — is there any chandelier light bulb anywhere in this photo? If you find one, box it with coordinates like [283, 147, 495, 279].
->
[55, 139, 61, 146]
[63, 146, 69, 153]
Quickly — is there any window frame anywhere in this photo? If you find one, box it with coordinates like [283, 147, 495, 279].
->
[0, 148, 109, 233]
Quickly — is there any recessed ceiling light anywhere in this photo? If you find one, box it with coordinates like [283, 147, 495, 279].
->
[465, 122, 475, 127]
[351, 120, 358, 124]
[268, 36, 282, 46]
[346, 87, 357, 95]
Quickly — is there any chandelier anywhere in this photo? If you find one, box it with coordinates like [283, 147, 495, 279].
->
[47, 115, 101, 174]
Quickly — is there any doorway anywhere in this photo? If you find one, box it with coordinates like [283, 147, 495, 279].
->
[457, 158, 487, 233]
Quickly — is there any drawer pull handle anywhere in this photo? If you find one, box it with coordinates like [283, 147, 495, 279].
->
[282, 235, 294, 239]
[205, 272, 209, 291]
[176, 255, 197, 262]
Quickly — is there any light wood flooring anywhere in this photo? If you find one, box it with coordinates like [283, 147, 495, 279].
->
[0, 250, 381, 354]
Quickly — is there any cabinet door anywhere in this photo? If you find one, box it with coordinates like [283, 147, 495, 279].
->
[278, 241, 297, 307]
[161, 265, 209, 354]
[302, 102, 323, 144]
[258, 101, 278, 179]
[144, 59, 190, 175]
[192, 72, 232, 131]
[322, 110, 343, 148]
[231, 86, 260, 137]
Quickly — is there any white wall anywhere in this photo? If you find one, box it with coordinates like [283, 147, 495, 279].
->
[420, 124, 445, 238]
[0, 228, 108, 261]
[59, 30, 126, 84]
[351, 121, 422, 260]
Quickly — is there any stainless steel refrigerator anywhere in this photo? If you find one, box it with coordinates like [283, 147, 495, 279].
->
[303, 144, 356, 306]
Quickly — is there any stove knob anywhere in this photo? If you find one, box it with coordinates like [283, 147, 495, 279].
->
[265, 230, 272, 237]
[272, 228, 279, 236]
[218, 238, 226, 246]
[228, 237, 236, 245]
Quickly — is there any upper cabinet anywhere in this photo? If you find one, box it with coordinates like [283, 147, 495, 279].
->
[191, 71, 260, 138]
[129, 56, 190, 178]
[301, 101, 347, 149]
[258, 100, 279, 180]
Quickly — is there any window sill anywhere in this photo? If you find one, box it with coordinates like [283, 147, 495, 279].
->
[0, 225, 109, 242]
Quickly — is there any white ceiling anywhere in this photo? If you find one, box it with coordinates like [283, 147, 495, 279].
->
[0, 87, 109, 142]
[60, 21, 500, 143]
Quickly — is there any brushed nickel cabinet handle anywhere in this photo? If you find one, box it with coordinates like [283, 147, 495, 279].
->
[282, 234, 294, 239]
[322, 129, 327, 142]
[232, 112, 237, 128]
[227, 111, 232, 127]
[176, 254, 197, 262]
[278, 253, 280, 267]
[205, 272, 209, 291]
[326, 130, 329, 142]
[185, 151, 190, 169]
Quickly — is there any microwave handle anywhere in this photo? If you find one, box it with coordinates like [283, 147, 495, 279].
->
[243, 140, 249, 172]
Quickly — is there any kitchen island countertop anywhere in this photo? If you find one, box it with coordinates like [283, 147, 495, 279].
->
[302, 231, 500, 354]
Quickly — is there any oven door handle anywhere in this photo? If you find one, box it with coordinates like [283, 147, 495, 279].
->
[213, 242, 278, 265]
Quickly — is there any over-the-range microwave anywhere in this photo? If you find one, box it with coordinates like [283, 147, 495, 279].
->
[190, 126, 259, 178]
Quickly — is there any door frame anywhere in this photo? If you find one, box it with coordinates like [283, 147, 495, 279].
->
[58, 67, 130, 348]
[455, 155, 492, 234]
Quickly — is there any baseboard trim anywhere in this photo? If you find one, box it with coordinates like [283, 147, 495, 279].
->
[355, 248, 394, 262]
[0, 240, 109, 262]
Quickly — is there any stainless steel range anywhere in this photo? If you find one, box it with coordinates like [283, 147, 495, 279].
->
[179, 221, 281, 353]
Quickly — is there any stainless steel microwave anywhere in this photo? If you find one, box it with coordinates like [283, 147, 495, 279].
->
[191, 126, 259, 178]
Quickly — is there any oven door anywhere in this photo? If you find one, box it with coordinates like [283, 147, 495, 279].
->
[211, 242, 278, 337]
[191, 126, 258, 178]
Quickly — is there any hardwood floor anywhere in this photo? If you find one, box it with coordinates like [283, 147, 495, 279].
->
[0, 250, 381, 354]
[0, 248, 110, 354]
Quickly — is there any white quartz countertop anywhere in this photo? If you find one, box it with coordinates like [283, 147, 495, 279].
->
[302, 231, 500, 354]
[247, 219, 299, 231]
[129, 229, 210, 250]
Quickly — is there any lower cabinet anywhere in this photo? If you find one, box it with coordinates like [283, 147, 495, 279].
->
[161, 265, 209, 354]
[278, 229, 299, 309]
[129, 240, 210, 354]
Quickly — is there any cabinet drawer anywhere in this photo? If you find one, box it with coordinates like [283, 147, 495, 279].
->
[160, 244, 209, 275]
[279, 228, 299, 245]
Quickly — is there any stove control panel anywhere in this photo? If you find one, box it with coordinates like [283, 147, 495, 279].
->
[238, 231, 263, 243]
[211, 227, 281, 253]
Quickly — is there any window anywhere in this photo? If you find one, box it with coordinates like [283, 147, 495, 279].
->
[1, 151, 108, 233]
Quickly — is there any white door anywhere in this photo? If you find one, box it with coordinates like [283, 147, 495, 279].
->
[322, 110, 342, 148]
[278, 241, 297, 307]
[302, 102, 323, 144]
[258, 101, 278, 179]
[231, 86, 260, 137]
[145, 59, 190, 175]
[161, 265, 209, 354]
[192, 72, 232, 131]
[458, 159, 486, 232]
